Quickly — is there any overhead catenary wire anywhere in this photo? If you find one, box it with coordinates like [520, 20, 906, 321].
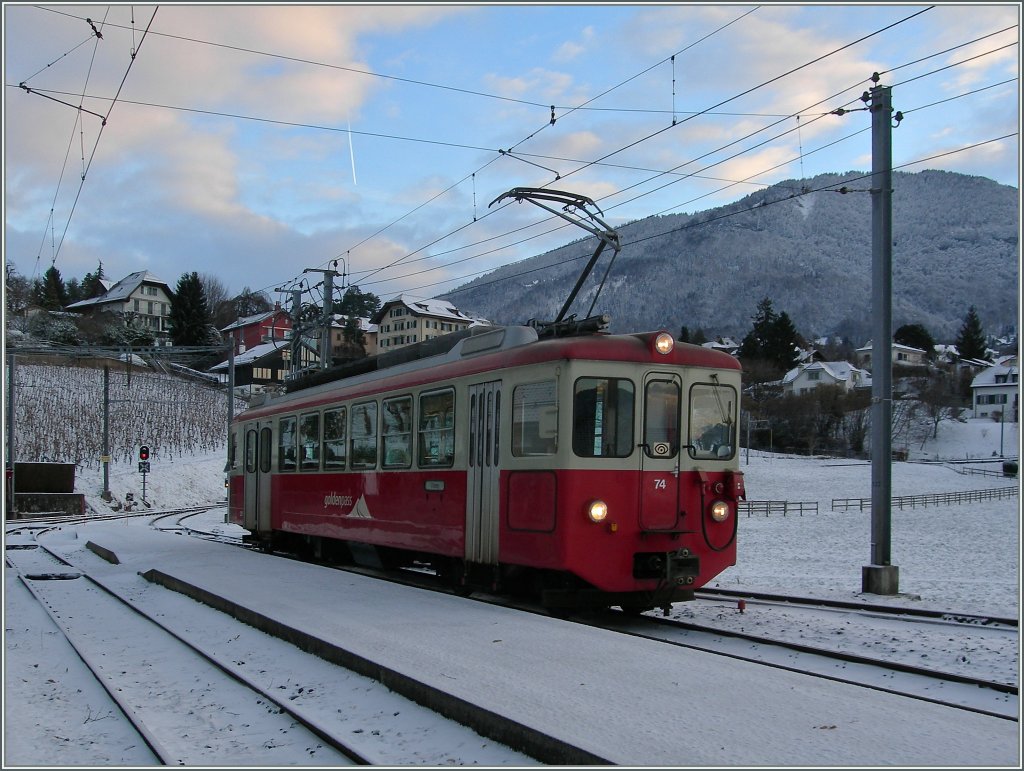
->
[386, 132, 1018, 301]
[15, 6, 1015, 308]
[357, 30, 1019, 298]
[24, 7, 160, 272]
[318, 6, 943, 295]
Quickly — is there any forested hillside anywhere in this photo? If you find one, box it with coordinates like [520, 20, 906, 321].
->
[447, 170, 1018, 343]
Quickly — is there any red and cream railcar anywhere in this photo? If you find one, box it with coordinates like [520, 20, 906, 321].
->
[227, 325, 744, 612]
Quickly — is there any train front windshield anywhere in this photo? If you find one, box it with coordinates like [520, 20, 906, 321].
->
[572, 374, 737, 461]
[687, 381, 737, 459]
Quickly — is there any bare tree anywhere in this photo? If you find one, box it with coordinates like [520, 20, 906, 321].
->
[200, 273, 230, 330]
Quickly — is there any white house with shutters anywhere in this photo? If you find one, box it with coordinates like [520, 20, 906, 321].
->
[970, 361, 1019, 421]
[65, 270, 174, 342]
[781, 360, 871, 396]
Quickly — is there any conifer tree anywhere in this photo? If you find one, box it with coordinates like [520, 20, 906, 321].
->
[81, 260, 107, 299]
[739, 298, 801, 373]
[36, 265, 68, 310]
[168, 271, 214, 345]
[955, 306, 989, 361]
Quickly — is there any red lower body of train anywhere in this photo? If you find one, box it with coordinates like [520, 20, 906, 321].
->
[227, 326, 744, 612]
[227, 456, 743, 612]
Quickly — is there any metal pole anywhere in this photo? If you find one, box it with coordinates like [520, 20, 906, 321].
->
[322, 270, 334, 370]
[863, 81, 899, 595]
[102, 365, 111, 501]
[6, 353, 16, 513]
[291, 288, 303, 375]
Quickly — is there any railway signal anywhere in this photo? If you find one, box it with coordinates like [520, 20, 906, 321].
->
[138, 445, 151, 504]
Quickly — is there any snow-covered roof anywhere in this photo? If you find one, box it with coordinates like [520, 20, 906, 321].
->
[970, 364, 1019, 388]
[66, 270, 171, 309]
[781, 361, 869, 386]
[331, 314, 378, 333]
[372, 294, 472, 324]
[208, 340, 287, 372]
[855, 341, 926, 354]
[221, 309, 286, 332]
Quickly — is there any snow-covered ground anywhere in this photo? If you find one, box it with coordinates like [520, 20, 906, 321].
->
[4, 417, 1020, 766]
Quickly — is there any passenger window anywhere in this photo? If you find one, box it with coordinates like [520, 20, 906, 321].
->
[299, 412, 320, 471]
[278, 416, 297, 471]
[573, 378, 635, 457]
[419, 390, 455, 467]
[512, 380, 557, 456]
[350, 401, 378, 469]
[324, 407, 347, 470]
[382, 396, 413, 469]
[689, 382, 737, 460]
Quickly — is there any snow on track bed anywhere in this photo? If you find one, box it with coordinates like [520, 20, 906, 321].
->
[19, 529, 537, 766]
[6, 543, 358, 766]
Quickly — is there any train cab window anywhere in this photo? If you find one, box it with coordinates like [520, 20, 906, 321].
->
[245, 429, 257, 474]
[512, 380, 557, 456]
[573, 378, 635, 458]
[418, 389, 455, 467]
[278, 416, 298, 471]
[323, 407, 347, 470]
[644, 379, 680, 457]
[350, 401, 378, 469]
[299, 412, 321, 471]
[688, 382, 737, 460]
[382, 396, 413, 469]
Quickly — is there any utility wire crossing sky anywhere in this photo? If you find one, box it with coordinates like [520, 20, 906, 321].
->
[3, 3, 1019, 306]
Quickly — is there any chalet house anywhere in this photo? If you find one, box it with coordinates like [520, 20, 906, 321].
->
[971, 361, 1019, 421]
[221, 306, 292, 355]
[854, 341, 928, 370]
[371, 295, 476, 352]
[329, 315, 379, 358]
[781, 361, 871, 396]
[64, 271, 174, 342]
[208, 340, 289, 394]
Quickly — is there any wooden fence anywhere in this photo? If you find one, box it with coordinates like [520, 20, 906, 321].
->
[739, 500, 819, 517]
[831, 485, 1019, 512]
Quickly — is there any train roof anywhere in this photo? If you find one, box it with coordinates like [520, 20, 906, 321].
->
[237, 325, 741, 420]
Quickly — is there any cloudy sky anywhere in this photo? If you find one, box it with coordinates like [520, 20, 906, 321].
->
[3, 3, 1019, 307]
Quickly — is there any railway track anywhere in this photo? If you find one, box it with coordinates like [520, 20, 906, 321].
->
[697, 586, 1019, 628]
[298, 556, 1020, 720]
[6, 537, 365, 765]
[593, 609, 1018, 721]
[9, 509, 1017, 763]
[5, 525, 540, 766]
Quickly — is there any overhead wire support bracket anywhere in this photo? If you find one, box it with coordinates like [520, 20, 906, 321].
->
[489, 187, 621, 328]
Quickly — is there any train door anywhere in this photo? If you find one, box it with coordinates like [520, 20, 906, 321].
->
[242, 421, 273, 534]
[638, 373, 681, 531]
[466, 380, 502, 564]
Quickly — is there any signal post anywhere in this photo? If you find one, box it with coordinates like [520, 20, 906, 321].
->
[138, 445, 151, 506]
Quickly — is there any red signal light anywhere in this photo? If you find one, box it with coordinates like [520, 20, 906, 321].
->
[139, 445, 150, 461]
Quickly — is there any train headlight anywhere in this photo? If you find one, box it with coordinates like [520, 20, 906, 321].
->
[588, 500, 609, 522]
[654, 332, 675, 355]
[710, 500, 730, 522]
